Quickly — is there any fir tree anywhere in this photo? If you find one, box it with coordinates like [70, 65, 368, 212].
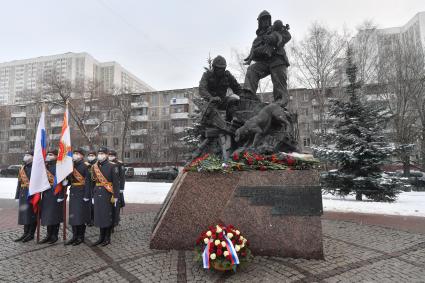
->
[314, 46, 404, 202]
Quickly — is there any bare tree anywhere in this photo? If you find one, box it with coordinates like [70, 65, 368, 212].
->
[111, 88, 132, 160]
[351, 20, 380, 85]
[377, 35, 423, 174]
[40, 73, 115, 149]
[290, 22, 348, 144]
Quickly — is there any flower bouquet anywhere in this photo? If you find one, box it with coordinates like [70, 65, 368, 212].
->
[184, 151, 319, 172]
[195, 224, 252, 272]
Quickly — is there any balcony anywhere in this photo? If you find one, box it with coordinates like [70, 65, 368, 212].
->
[170, 112, 189, 119]
[83, 118, 100, 125]
[10, 124, 26, 130]
[130, 115, 149, 122]
[130, 143, 144, 150]
[9, 148, 24, 154]
[9, 136, 26, 142]
[130, 129, 148, 136]
[11, 112, 26, 118]
[130, 101, 149, 108]
[51, 120, 63, 127]
[172, 126, 186, 134]
[170, 97, 189, 105]
[50, 134, 61, 140]
[51, 108, 64, 115]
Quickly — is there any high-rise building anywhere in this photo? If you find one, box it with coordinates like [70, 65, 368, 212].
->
[0, 52, 154, 105]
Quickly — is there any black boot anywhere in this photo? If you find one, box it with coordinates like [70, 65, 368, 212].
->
[39, 225, 52, 244]
[72, 225, 84, 246]
[14, 225, 29, 242]
[92, 228, 105, 246]
[22, 223, 36, 243]
[101, 227, 111, 246]
[65, 226, 77, 245]
[48, 224, 59, 244]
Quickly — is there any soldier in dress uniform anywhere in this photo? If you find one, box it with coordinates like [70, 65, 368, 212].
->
[14, 151, 37, 243]
[108, 149, 125, 227]
[86, 150, 97, 226]
[65, 148, 92, 246]
[39, 150, 64, 244]
[91, 147, 120, 246]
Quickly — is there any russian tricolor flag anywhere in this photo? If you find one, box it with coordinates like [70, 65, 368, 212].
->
[29, 109, 50, 212]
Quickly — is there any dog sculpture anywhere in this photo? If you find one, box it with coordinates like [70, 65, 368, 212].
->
[234, 103, 291, 148]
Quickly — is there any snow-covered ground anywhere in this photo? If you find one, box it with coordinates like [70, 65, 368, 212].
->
[1, 178, 424, 217]
[322, 192, 425, 217]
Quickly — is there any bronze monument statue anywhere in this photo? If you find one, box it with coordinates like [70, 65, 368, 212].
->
[191, 10, 297, 161]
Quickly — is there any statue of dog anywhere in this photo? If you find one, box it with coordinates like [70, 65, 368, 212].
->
[234, 103, 291, 148]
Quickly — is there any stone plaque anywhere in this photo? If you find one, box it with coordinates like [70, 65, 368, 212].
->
[236, 185, 323, 216]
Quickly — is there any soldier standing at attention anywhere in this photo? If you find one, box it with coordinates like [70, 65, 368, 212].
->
[86, 150, 97, 226]
[65, 148, 92, 246]
[14, 151, 37, 243]
[91, 147, 119, 246]
[39, 150, 65, 244]
[108, 149, 125, 228]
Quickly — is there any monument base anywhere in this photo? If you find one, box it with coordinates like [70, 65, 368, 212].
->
[150, 170, 324, 259]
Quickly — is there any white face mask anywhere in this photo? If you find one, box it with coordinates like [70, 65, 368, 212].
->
[23, 154, 33, 163]
[97, 153, 107, 161]
[108, 156, 116, 161]
[46, 154, 56, 162]
[72, 153, 82, 161]
[87, 155, 96, 162]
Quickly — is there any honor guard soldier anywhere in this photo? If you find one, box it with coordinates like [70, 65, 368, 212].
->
[91, 147, 119, 246]
[108, 149, 125, 227]
[86, 150, 97, 226]
[39, 150, 64, 244]
[65, 148, 92, 246]
[14, 151, 37, 243]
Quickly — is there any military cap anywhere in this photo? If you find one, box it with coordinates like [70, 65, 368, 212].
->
[47, 149, 58, 156]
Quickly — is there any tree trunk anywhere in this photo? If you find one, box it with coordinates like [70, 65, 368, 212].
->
[421, 129, 425, 170]
[402, 154, 410, 177]
[356, 192, 362, 201]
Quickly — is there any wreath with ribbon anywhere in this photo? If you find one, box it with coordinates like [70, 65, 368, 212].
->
[195, 224, 252, 272]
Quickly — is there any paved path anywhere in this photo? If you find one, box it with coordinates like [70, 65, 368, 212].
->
[1, 199, 425, 282]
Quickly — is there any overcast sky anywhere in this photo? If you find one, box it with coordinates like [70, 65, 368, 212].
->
[0, 0, 424, 90]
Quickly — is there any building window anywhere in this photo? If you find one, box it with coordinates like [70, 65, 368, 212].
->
[303, 137, 311, 147]
[124, 151, 130, 159]
[102, 138, 108, 146]
[113, 138, 119, 146]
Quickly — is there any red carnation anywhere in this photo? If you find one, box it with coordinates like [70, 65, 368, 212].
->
[226, 255, 232, 261]
[247, 158, 253, 165]
[287, 156, 295, 166]
[217, 248, 223, 256]
[233, 152, 239, 161]
[218, 233, 224, 240]
[209, 245, 214, 253]
[231, 239, 236, 245]
[259, 165, 267, 171]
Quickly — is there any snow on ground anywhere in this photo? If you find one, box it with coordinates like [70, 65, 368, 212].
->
[1, 178, 424, 217]
[322, 192, 425, 217]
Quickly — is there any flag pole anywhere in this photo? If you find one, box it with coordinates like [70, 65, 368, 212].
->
[62, 99, 69, 242]
[36, 102, 46, 244]
[36, 204, 41, 243]
[63, 186, 67, 242]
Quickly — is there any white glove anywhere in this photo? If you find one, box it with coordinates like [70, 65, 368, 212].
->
[114, 199, 118, 207]
[120, 190, 124, 193]
[83, 198, 90, 202]
[92, 199, 94, 204]
[62, 179, 68, 186]
[15, 199, 19, 202]
[57, 198, 64, 203]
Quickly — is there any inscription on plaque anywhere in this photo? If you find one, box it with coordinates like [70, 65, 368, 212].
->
[236, 186, 323, 216]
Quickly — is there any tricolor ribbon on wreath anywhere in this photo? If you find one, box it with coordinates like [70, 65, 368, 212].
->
[202, 232, 240, 269]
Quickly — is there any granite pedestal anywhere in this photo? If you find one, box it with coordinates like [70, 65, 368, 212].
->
[150, 170, 324, 259]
